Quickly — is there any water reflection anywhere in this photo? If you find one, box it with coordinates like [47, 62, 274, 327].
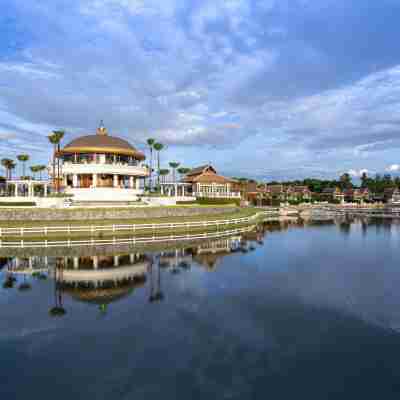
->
[3, 218, 400, 399]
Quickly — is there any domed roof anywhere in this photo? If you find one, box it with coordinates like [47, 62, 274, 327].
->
[60, 124, 145, 160]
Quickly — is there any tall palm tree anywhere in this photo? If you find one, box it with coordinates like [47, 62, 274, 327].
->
[153, 142, 164, 188]
[8, 160, 16, 180]
[17, 154, 29, 178]
[37, 165, 47, 180]
[30, 165, 38, 180]
[48, 130, 65, 192]
[169, 162, 180, 183]
[1, 158, 13, 180]
[159, 169, 170, 184]
[147, 138, 155, 190]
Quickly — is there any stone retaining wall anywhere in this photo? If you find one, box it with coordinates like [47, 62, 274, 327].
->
[0, 206, 239, 221]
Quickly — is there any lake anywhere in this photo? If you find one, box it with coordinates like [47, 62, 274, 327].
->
[1, 218, 400, 399]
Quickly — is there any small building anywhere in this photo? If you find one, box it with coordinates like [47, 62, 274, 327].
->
[286, 185, 312, 202]
[344, 188, 370, 203]
[320, 187, 344, 203]
[162, 165, 240, 199]
[384, 187, 400, 204]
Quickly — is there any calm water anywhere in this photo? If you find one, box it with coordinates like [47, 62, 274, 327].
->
[1, 219, 400, 399]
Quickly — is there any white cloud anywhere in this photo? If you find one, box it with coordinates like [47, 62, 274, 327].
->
[387, 164, 400, 172]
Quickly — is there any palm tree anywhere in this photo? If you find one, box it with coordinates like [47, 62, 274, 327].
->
[48, 130, 65, 193]
[1, 158, 13, 180]
[153, 142, 164, 188]
[8, 161, 16, 180]
[147, 138, 155, 190]
[159, 169, 170, 184]
[37, 165, 47, 180]
[177, 167, 190, 181]
[169, 162, 180, 183]
[30, 165, 38, 180]
[17, 154, 29, 178]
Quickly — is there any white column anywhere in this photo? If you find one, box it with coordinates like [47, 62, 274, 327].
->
[135, 178, 140, 190]
[73, 174, 78, 188]
[114, 255, 119, 267]
[93, 256, 98, 270]
[15, 183, 19, 197]
[161, 185, 164, 195]
[44, 184, 48, 197]
[73, 257, 79, 269]
[129, 176, 134, 189]
[113, 175, 119, 188]
[130, 254, 135, 264]
[175, 184, 178, 197]
[92, 174, 97, 188]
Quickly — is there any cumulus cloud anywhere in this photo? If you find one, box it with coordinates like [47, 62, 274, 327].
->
[387, 164, 400, 172]
[2, 0, 400, 178]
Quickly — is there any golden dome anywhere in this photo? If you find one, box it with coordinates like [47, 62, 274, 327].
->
[59, 125, 145, 160]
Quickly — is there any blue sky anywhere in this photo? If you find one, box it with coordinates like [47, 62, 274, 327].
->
[1, 0, 400, 181]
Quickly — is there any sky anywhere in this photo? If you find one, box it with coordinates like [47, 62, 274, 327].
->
[1, 0, 400, 181]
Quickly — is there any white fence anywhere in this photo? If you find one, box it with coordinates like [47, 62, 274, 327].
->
[0, 212, 269, 238]
[0, 226, 256, 249]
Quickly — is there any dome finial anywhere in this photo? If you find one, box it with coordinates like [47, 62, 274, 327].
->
[97, 120, 108, 136]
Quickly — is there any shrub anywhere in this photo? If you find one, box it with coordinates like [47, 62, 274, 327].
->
[196, 197, 241, 206]
[176, 200, 198, 205]
[0, 202, 36, 207]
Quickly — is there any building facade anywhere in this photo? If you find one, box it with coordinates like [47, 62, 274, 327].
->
[55, 124, 148, 201]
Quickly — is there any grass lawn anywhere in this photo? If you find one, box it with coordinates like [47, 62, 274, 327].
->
[0, 208, 258, 229]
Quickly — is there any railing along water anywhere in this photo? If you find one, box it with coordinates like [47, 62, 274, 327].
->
[0, 211, 273, 238]
[0, 226, 257, 249]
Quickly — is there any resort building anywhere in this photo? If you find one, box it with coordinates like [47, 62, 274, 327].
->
[55, 123, 148, 201]
[161, 165, 240, 199]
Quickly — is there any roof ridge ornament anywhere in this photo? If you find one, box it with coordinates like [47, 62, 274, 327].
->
[96, 120, 108, 136]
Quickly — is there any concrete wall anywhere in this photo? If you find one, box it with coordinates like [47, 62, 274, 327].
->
[0, 205, 239, 221]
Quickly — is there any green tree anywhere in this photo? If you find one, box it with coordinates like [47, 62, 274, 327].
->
[48, 130, 65, 192]
[37, 165, 47, 180]
[339, 173, 352, 190]
[17, 154, 29, 178]
[147, 138, 155, 190]
[169, 161, 180, 183]
[177, 167, 190, 181]
[159, 169, 170, 184]
[1, 158, 14, 180]
[360, 172, 368, 189]
[153, 142, 164, 188]
[30, 165, 39, 180]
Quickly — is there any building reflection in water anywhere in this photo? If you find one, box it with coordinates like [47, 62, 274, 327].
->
[9, 218, 390, 315]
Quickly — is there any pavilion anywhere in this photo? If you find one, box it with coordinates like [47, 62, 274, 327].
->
[55, 123, 148, 202]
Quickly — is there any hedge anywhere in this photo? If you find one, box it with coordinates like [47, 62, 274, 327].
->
[0, 202, 36, 207]
[196, 197, 241, 206]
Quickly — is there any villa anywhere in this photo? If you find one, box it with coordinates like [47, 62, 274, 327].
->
[55, 123, 148, 202]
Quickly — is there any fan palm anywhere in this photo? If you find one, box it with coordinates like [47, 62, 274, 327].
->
[48, 130, 65, 192]
[159, 169, 170, 184]
[147, 138, 155, 190]
[1, 158, 13, 180]
[153, 142, 164, 188]
[37, 165, 47, 180]
[169, 162, 180, 183]
[17, 154, 29, 178]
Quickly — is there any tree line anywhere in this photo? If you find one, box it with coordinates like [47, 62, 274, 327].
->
[265, 172, 400, 194]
